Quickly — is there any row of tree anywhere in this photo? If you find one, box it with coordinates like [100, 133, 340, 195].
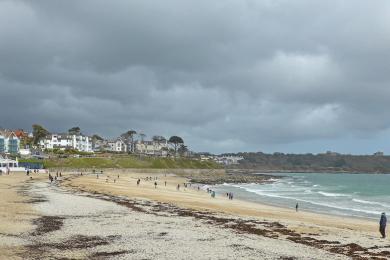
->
[119, 129, 186, 155]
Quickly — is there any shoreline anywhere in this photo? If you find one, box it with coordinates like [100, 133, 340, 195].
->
[225, 172, 389, 221]
[62, 171, 381, 231]
[228, 168, 390, 174]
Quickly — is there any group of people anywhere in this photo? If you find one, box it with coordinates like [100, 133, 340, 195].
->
[26, 169, 41, 176]
[205, 188, 216, 198]
[48, 173, 57, 183]
[226, 192, 234, 200]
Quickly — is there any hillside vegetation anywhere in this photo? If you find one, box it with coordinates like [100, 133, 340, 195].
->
[42, 156, 221, 169]
[230, 152, 390, 173]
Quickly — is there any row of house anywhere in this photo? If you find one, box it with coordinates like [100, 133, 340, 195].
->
[39, 133, 171, 156]
[0, 127, 180, 157]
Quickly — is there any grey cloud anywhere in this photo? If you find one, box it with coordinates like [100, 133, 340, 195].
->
[1, 0, 390, 153]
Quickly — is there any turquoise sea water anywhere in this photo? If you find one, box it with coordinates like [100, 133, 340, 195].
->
[212, 173, 390, 220]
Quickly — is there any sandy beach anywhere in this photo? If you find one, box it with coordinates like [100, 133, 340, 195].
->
[1, 170, 389, 259]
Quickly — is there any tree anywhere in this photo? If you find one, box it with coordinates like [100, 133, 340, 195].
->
[121, 130, 137, 153]
[178, 144, 188, 157]
[91, 134, 103, 141]
[32, 124, 49, 145]
[168, 136, 184, 157]
[91, 134, 104, 151]
[138, 132, 146, 143]
[68, 126, 81, 135]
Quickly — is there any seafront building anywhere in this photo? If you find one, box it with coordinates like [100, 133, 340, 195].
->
[135, 140, 169, 156]
[39, 133, 93, 152]
[214, 155, 244, 165]
[0, 156, 25, 173]
[0, 129, 20, 155]
[107, 139, 127, 153]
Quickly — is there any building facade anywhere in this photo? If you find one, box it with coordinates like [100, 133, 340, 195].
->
[0, 130, 20, 154]
[135, 140, 168, 156]
[214, 155, 244, 165]
[107, 139, 127, 153]
[39, 133, 93, 152]
[0, 156, 25, 173]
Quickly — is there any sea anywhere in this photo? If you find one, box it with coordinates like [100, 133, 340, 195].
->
[212, 172, 390, 220]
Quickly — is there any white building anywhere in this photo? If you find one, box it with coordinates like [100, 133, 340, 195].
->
[0, 129, 20, 154]
[135, 140, 168, 156]
[215, 155, 244, 165]
[107, 139, 127, 153]
[0, 156, 25, 173]
[39, 133, 93, 152]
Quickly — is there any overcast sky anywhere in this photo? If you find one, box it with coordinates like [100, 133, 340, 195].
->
[1, 0, 390, 154]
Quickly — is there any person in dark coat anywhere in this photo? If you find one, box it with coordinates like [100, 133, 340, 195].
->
[380, 212, 387, 238]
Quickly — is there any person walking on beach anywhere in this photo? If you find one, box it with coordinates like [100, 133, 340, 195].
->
[165, 181, 167, 186]
[296, 203, 299, 212]
[154, 181, 157, 189]
[380, 212, 387, 238]
[177, 184, 180, 191]
[137, 179, 140, 186]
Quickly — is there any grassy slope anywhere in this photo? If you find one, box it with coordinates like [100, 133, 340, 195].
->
[42, 156, 221, 169]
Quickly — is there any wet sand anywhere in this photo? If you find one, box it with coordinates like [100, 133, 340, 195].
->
[1, 171, 389, 259]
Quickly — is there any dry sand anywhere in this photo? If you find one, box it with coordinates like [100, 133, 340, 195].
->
[0, 173, 44, 259]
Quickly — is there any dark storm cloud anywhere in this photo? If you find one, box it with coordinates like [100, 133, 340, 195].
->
[1, 0, 390, 153]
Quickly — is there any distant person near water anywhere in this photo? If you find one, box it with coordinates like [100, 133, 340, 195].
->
[380, 212, 387, 238]
[296, 203, 299, 212]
